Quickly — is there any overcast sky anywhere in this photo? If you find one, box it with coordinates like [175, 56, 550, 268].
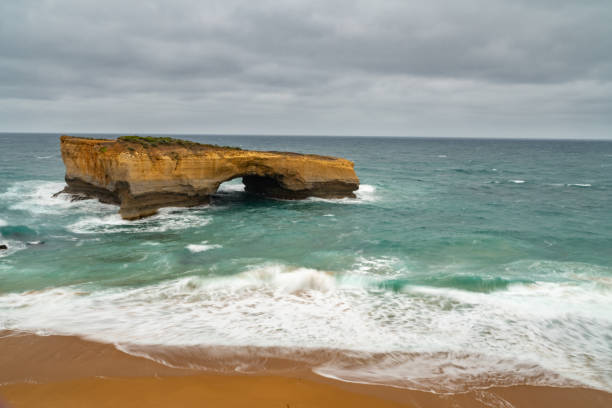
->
[1, 0, 611, 138]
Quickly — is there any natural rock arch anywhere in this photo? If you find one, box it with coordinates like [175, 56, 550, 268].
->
[59, 136, 360, 219]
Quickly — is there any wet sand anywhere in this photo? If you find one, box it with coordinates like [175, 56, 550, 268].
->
[1, 331, 611, 408]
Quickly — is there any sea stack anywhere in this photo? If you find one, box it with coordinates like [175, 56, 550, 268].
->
[58, 136, 360, 219]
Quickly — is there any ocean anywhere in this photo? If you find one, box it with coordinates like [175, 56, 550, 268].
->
[1, 133, 611, 393]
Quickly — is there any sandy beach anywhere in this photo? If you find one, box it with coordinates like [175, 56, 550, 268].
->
[1, 331, 611, 408]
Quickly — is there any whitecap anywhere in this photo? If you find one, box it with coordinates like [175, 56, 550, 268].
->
[309, 184, 378, 204]
[356, 184, 377, 201]
[567, 183, 591, 187]
[0, 180, 115, 215]
[186, 241, 222, 253]
[67, 208, 211, 234]
[510, 180, 525, 184]
[0, 219, 7, 227]
[241, 264, 336, 294]
[323, 214, 335, 217]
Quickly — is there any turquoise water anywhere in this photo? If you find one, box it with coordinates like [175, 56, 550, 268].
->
[1, 133, 611, 392]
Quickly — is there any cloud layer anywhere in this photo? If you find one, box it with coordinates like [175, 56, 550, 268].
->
[1, 0, 611, 137]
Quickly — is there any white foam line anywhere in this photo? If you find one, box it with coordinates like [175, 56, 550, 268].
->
[68, 208, 211, 234]
[309, 184, 378, 204]
[187, 241, 222, 253]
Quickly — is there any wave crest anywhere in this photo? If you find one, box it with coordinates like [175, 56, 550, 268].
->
[242, 264, 336, 294]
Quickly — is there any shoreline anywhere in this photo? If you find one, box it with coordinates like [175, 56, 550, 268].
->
[1, 331, 611, 407]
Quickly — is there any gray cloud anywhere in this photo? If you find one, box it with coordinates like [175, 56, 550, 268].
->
[1, 0, 611, 137]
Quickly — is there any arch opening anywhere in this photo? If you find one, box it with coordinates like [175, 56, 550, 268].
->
[214, 174, 301, 200]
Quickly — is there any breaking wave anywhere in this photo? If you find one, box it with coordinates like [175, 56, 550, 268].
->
[0, 260, 611, 392]
[0, 180, 115, 215]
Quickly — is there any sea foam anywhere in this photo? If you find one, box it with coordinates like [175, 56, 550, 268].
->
[309, 184, 378, 204]
[1, 261, 610, 392]
[187, 241, 222, 253]
[0, 238, 26, 258]
[68, 208, 211, 234]
[0, 180, 115, 215]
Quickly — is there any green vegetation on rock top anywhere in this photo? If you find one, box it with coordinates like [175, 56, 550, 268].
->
[118, 136, 197, 146]
[117, 136, 241, 150]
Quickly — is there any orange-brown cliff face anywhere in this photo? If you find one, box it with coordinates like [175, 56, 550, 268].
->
[59, 136, 360, 219]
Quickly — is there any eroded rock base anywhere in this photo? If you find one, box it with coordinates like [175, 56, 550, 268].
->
[243, 176, 357, 199]
[58, 177, 210, 220]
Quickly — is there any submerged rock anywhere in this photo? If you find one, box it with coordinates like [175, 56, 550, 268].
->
[59, 135, 360, 219]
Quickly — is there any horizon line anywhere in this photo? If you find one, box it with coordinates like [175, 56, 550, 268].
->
[1, 131, 611, 142]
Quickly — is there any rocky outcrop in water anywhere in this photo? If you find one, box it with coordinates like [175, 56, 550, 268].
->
[58, 136, 359, 219]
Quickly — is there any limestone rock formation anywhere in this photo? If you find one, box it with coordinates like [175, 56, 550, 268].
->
[58, 136, 360, 219]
